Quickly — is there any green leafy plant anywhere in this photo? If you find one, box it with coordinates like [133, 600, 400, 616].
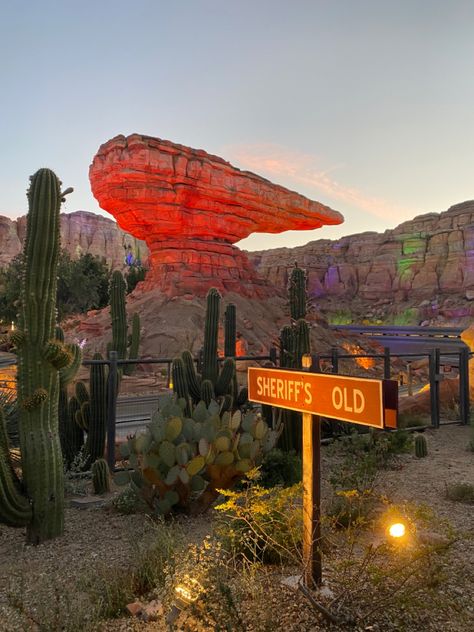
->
[257, 449, 302, 488]
[214, 475, 303, 564]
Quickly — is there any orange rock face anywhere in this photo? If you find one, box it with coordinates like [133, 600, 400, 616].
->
[89, 134, 343, 296]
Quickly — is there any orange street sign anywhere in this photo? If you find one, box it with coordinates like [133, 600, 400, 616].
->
[248, 367, 395, 429]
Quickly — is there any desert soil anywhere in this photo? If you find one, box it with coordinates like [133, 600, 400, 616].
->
[0, 424, 472, 632]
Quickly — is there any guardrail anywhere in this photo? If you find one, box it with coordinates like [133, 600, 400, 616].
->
[330, 324, 465, 337]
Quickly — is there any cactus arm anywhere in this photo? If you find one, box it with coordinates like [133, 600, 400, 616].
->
[0, 409, 32, 526]
[182, 350, 202, 403]
[110, 270, 127, 360]
[215, 358, 235, 396]
[224, 303, 236, 358]
[124, 312, 140, 376]
[84, 353, 107, 468]
[289, 264, 307, 321]
[202, 288, 220, 383]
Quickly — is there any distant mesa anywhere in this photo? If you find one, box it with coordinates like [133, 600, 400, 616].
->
[89, 133, 343, 297]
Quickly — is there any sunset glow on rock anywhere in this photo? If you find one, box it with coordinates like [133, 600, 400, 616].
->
[89, 134, 343, 297]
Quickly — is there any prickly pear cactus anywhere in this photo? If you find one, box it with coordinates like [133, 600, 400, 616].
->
[0, 168, 74, 543]
[115, 394, 282, 515]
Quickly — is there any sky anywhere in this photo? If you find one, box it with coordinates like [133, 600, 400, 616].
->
[1, 0, 473, 251]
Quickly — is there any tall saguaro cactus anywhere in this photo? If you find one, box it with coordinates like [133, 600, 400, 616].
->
[279, 263, 311, 453]
[109, 270, 140, 375]
[0, 168, 74, 543]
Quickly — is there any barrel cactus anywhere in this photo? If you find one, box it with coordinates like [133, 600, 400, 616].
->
[92, 458, 110, 495]
[415, 434, 428, 458]
[115, 394, 281, 514]
[0, 168, 75, 543]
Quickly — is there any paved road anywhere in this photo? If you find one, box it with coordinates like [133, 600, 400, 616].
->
[115, 394, 160, 437]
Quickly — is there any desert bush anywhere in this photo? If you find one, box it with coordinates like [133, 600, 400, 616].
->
[328, 429, 412, 494]
[214, 474, 303, 564]
[257, 449, 302, 488]
[321, 501, 456, 626]
[445, 482, 474, 504]
[398, 411, 430, 428]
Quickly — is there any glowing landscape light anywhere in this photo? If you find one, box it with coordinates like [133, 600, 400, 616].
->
[388, 522, 406, 539]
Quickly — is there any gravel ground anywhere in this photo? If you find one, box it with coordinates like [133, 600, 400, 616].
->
[0, 424, 472, 631]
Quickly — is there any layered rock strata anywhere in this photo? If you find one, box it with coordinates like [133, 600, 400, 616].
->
[0, 211, 147, 269]
[89, 134, 343, 297]
[249, 201, 474, 307]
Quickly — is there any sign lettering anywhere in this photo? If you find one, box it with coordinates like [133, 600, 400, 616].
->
[249, 367, 394, 429]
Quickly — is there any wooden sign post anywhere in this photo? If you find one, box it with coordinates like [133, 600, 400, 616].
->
[248, 366, 398, 587]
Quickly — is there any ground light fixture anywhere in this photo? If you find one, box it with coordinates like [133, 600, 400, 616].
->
[166, 576, 203, 625]
[388, 522, 407, 539]
[301, 353, 312, 369]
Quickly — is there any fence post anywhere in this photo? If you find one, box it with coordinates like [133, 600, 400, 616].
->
[331, 347, 339, 374]
[106, 351, 118, 471]
[459, 347, 470, 425]
[269, 346, 278, 366]
[383, 347, 391, 380]
[429, 349, 440, 428]
[407, 362, 413, 397]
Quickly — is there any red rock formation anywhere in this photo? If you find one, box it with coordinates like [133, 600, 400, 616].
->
[89, 134, 343, 297]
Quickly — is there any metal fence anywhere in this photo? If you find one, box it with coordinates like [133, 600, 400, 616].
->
[79, 343, 471, 468]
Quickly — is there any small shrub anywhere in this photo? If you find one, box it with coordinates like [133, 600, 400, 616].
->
[398, 411, 430, 429]
[111, 485, 147, 514]
[445, 482, 474, 504]
[328, 429, 412, 494]
[257, 449, 301, 488]
[214, 475, 303, 564]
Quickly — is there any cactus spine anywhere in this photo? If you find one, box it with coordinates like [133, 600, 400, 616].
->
[92, 458, 110, 495]
[0, 168, 73, 543]
[415, 434, 428, 458]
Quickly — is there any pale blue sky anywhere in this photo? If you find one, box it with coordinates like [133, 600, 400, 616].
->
[1, 0, 473, 250]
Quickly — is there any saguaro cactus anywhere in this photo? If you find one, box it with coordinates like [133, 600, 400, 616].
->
[109, 270, 140, 375]
[202, 288, 220, 383]
[278, 263, 311, 453]
[0, 168, 74, 543]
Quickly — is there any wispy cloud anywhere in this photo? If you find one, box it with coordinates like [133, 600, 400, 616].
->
[225, 143, 415, 222]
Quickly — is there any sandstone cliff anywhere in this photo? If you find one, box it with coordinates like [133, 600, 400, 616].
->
[248, 201, 474, 325]
[0, 211, 148, 269]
